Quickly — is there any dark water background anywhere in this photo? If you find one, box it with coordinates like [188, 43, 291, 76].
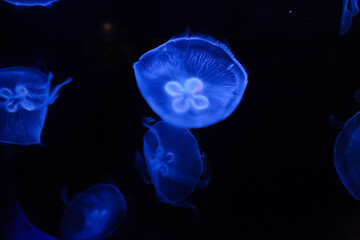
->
[1, 0, 360, 239]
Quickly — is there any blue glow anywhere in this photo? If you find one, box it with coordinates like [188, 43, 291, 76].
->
[136, 120, 211, 208]
[340, 0, 360, 35]
[354, 89, 360, 104]
[0, 67, 71, 145]
[3, 0, 58, 7]
[334, 111, 360, 200]
[7, 203, 58, 240]
[61, 184, 127, 240]
[133, 35, 248, 128]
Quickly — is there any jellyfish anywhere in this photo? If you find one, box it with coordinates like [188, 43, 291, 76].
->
[61, 184, 127, 240]
[340, 0, 359, 35]
[133, 35, 248, 128]
[354, 89, 360, 104]
[0, 66, 71, 145]
[3, 0, 58, 7]
[334, 110, 360, 200]
[135, 120, 211, 208]
[4, 203, 58, 240]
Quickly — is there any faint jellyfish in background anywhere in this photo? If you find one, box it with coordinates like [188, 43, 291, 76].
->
[61, 184, 127, 240]
[135, 119, 211, 208]
[133, 34, 248, 128]
[0, 67, 71, 145]
[340, 0, 359, 35]
[354, 89, 360, 104]
[334, 111, 360, 200]
[4, 203, 58, 240]
[329, 114, 345, 129]
[3, 0, 58, 7]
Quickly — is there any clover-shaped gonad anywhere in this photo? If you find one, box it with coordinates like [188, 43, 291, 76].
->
[164, 78, 209, 113]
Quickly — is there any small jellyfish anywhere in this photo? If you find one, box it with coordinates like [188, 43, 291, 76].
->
[135, 120, 211, 208]
[133, 35, 248, 128]
[3, 0, 58, 7]
[340, 0, 359, 35]
[61, 184, 127, 240]
[334, 111, 360, 200]
[0, 66, 71, 145]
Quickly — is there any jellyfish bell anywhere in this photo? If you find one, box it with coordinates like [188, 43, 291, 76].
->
[4, 202, 58, 240]
[133, 35, 248, 128]
[334, 111, 360, 200]
[61, 184, 127, 240]
[0, 66, 71, 145]
[135, 120, 211, 208]
[3, 0, 58, 7]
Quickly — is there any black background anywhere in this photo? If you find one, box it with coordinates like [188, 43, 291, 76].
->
[1, 0, 360, 239]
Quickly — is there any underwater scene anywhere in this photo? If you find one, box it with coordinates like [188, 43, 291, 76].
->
[0, 0, 360, 239]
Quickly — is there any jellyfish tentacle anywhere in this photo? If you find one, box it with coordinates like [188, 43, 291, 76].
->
[351, 0, 360, 16]
[340, 0, 360, 35]
[61, 186, 71, 206]
[46, 77, 72, 106]
[197, 152, 211, 188]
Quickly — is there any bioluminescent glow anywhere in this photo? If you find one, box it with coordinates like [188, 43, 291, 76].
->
[136, 120, 211, 208]
[133, 35, 248, 128]
[3, 0, 58, 7]
[0, 67, 71, 145]
[61, 184, 127, 240]
[340, 0, 359, 35]
[334, 111, 360, 200]
[6, 203, 58, 240]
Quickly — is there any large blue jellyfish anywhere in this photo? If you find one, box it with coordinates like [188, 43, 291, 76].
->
[334, 111, 360, 200]
[135, 120, 211, 208]
[3, 0, 58, 7]
[61, 184, 127, 240]
[340, 0, 359, 35]
[0, 67, 71, 145]
[133, 35, 248, 128]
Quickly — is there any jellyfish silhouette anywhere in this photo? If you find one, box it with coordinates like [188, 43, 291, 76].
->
[0, 67, 71, 145]
[61, 184, 127, 240]
[334, 111, 360, 200]
[3, 0, 58, 7]
[135, 120, 211, 208]
[3, 203, 58, 240]
[340, 0, 359, 35]
[133, 35, 248, 128]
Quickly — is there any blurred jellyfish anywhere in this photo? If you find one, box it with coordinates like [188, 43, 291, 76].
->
[61, 184, 127, 240]
[340, 0, 359, 35]
[334, 111, 360, 199]
[354, 89, 360, 104]
[135, 120, 211, 208]
[3, 0, 58, 7]
[0, 67, 71, 145]
[133, 35, 248, 128]
[3, 203, 58, 240]
[329, 114, 345, 129]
